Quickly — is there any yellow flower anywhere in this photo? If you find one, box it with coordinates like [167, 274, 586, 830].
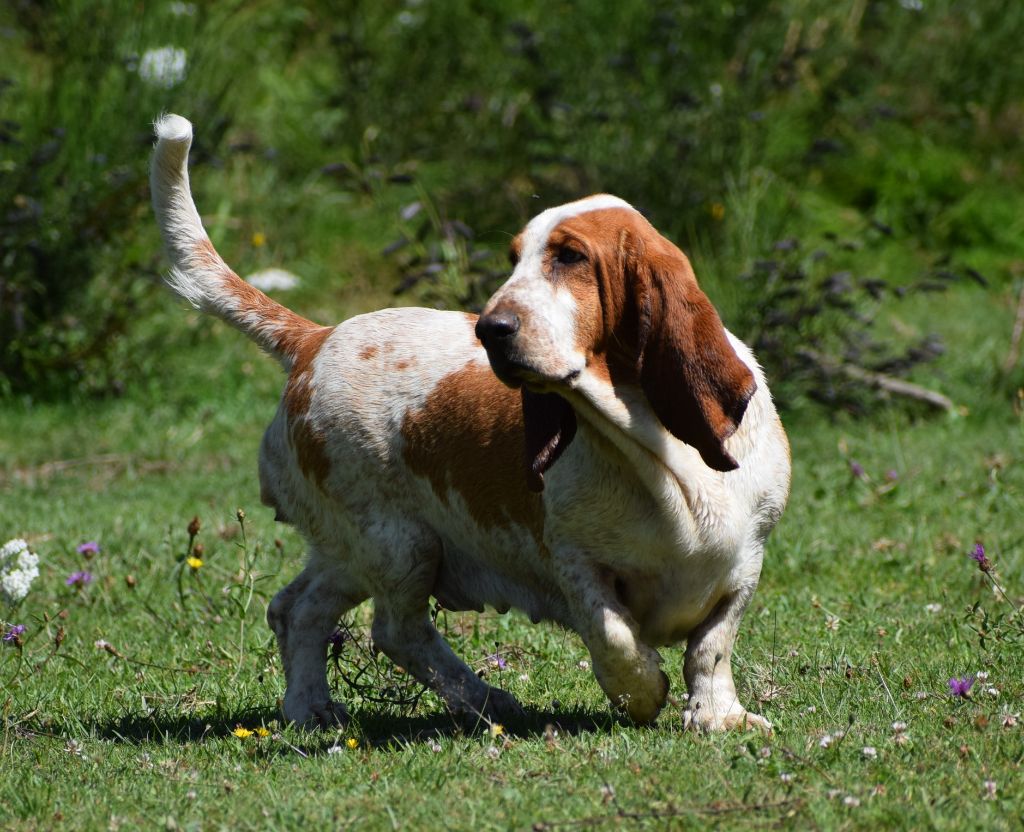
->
[709, 202, 725, 221]
[255, 727, 270, 738]
[251, 231, 266, 247]
[186, 556, 203, 570]
[346, 737, 359, 749]
[489, 723, 504, 738]
[232, 726, 253, 738]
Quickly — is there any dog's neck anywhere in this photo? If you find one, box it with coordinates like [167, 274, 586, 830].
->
[561, 362, 757, 550]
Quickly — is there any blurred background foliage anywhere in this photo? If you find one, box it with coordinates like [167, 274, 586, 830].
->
[1, 0, 1022, 408]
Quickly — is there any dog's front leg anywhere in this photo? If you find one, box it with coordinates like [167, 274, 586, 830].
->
[681, 580, 771, 734]
[556, 557, 669, 723]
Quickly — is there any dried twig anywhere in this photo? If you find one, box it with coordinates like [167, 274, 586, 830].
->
[1003, 283, 1024, 372]
[798, 349, 955, 411]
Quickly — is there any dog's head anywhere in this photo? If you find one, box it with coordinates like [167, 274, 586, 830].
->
[476, 195, 755, 488]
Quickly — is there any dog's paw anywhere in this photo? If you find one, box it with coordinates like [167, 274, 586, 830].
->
[612, 667, 670, 725]
[284, 698, 350, 730]
[451, 685, 525, 727]
[480, 686, 526, 722]
[682, 705, 772, 735]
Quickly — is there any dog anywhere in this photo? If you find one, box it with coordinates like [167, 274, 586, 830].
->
[151, 115, 789, 732]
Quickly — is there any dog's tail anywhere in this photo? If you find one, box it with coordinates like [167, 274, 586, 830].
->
[150, 114, 327, 370]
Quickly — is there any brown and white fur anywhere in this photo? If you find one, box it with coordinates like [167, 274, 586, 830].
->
[151, 115, 790, 732]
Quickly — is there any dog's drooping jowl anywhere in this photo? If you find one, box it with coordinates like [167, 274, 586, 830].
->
[151, 115, 789, 732]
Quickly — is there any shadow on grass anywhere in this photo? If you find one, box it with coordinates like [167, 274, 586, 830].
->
[81, 703, 617, 754]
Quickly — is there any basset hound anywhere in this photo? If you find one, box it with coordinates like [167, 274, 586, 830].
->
[151, 115, 790, 732]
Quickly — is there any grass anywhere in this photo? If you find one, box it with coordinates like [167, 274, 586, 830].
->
[2, 239, 1023, 830]
[3, 1, 1024, 827]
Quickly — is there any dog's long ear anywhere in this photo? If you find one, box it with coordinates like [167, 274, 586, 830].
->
[632, 235, 756, 472]
[521, 388, 577, 492]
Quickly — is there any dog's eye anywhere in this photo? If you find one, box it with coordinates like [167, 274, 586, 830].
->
[555, 247, 586, 266]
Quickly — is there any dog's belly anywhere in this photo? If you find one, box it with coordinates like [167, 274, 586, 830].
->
[431, 540, 569, 625]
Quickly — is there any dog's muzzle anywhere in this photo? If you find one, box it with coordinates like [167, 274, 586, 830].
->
[476, 311, 528, 386]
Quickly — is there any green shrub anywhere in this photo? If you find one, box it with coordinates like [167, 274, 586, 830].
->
[0, 2, 235, 398]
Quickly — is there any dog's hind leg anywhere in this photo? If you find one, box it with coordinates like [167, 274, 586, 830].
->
[267, 552, 368, 728]
[371, 601, 524, 726]
[365, 531, 523, 725]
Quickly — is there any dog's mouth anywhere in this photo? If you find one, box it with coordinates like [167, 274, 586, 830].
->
[485, 352, 582, 392]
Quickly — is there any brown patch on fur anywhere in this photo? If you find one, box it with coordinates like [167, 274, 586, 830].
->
[359, 345, 378, 360]
[551, 209, 755, 471]
[282, 326, 335, 489]
[401, 362, 543, 541]
[395, 359, 411, 371]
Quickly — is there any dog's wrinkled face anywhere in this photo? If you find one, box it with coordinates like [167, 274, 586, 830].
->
[475, 195, 632, 389]
[477, 194, 758, 476]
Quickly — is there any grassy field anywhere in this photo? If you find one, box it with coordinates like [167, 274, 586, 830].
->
[2, 216, 1023, 829]
[3, 1, 1024, 829]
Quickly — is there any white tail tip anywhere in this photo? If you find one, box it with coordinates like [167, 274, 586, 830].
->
[154, 113, 193, 143]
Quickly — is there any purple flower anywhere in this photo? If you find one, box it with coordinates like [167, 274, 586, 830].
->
[2, 624, 26, 643]
[948, 674, 975, 697]
[66, 571, 93, 588]
[487, 652, 508, 670]
[849, 460, 866, 479]
[968, 543, 991, 573]
[76, 541, 100, 557]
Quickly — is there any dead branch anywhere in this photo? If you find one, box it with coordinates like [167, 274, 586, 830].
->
[798, 348, 955, 412]
[1003, 283, 1024, 372]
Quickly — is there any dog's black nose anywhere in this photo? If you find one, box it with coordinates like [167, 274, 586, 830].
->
[475, 311, 520, 346]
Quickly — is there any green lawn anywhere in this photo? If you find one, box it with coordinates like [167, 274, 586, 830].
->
[3, 2, 1024, 825]
[2, 272, 1022, 830]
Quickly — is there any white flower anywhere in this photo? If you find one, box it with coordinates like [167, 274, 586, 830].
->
[843, 796, 860, 807]
[819, 734, 833, 749]
[891, 721, 908, 733]
[862, 746, 877, 759]
[0, 539, 29, 560]
[976, 671, 989, 682]
[924, 603, 942, 614]
[246, 269, 301, 292]
[779, 772, 793, 785]
[1, 538, 39, 605]
[577, 660, 590, 671]
[138, 47, 187, 89]
[984, 780, 997, 800]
